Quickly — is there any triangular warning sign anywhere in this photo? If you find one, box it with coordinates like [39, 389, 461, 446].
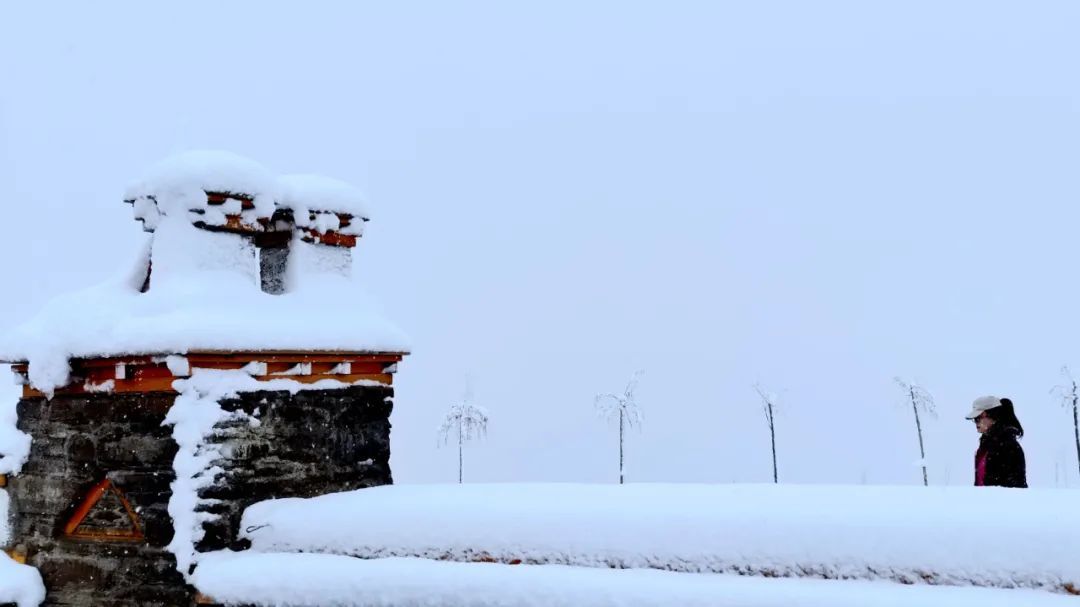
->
[63, 478, 144, 542]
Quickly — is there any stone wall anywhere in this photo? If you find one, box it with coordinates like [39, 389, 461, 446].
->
[3, 384, 393, 606]
[5, 393, 186, 607]
[197, 385, 394, 554]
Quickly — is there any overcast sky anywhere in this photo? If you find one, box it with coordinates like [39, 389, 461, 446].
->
[2, 1, 1079, 487]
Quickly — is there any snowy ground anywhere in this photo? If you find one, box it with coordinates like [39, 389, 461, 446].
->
[193, 552, 1080, 607]
[240, 483, 1080, 592]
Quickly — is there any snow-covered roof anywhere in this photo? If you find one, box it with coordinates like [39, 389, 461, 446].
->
[181, 481, 1080, 606]
[278, 174, 371, 220]
[122, 152, 372, 234]
[191, 553, 1074, 607]
[2, 152, 408, 394]
[237, 483, 1080, 593]
[123, 151, 280, 230]
[0, 227, 409, 393]
[123, 150, 279, 201]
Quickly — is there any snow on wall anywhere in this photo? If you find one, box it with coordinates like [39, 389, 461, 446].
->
[0, 370, 33, 603]
[0, 489, 8, 546]
[165, 370, 386, 578]
[191, 553, 1079, 607]
[239, 483, 1080, 593]
[165, 371, 256, 578]
[0, 383, 39, 607]
[0, 552, 45, 607]
[0, 367, 30, 474]
[287, 238, 352, 284]
[152, 218, 260, 284]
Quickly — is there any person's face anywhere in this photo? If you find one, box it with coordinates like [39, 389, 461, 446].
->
[974, 411, 995, 434]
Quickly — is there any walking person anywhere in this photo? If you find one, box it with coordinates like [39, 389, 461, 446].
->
[966, 396, 1027, 488]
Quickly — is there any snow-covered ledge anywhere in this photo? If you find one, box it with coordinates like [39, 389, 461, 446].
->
[237, 483, 1080, 594]
[191, 553, 1079, 607]
[165, 369, 395, 578]
[0, 551, 45, 607]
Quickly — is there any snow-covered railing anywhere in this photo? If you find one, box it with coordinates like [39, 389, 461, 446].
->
[238, 483, 1080, 594]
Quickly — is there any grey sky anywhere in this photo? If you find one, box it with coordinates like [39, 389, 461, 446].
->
[2, 1, 1079, 486]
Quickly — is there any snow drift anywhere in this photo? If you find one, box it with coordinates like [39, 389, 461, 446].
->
[192, 552, 1078, 607]
[239, 483, 1080, 593]
[0, 552, 45, 607]
[0, 371, 30, 474]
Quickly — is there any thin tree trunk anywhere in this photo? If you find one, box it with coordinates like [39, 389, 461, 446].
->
[619, 409, 625, 485]
[910, 387, 928, 486]
[458, 422, 463, 484]
[768, 404, 778, 484]
[1072, 385, 1080, 479]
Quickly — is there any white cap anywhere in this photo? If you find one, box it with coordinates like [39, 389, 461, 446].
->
[965, 395, 1002, 419]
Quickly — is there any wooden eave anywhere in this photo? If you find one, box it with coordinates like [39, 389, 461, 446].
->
[297, 211, 362, 248]
[205, 191, 255, 209]
[8, 350, 407, 398]
[300, 228, 358, 248]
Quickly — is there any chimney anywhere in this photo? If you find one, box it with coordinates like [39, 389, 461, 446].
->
[1, 152, 408, 605]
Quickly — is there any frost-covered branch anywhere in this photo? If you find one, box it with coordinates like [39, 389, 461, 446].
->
[438, 383, 489, 484]
[438, 401, 490, 444]
[1051, 366, 1080, 480]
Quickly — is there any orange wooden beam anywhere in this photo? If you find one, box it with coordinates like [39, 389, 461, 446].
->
[22, 373, 394, 398]
[300, 229, 357, 248]
[63, 478, 145, 542]
[14, 351, 405, 397]
[4, 547, 26, 564]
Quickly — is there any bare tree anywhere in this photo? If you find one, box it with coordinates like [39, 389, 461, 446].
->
[894, 378, 935, 486]
[438, 381, 489, 484]
[753, 384, 780, 484]
[1051, 366, 1080, 480]
[595, 371, 644, 485]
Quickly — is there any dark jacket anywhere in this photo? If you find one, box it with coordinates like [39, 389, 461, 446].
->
[975, 425, 1027, 488]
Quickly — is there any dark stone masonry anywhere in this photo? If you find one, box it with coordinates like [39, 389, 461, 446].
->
[4, 385, 393, 606]
[198, 385, 394, 554]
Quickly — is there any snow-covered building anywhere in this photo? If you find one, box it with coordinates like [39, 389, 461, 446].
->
[3, 153, 1077, 607]
[0, 151, 409, 605]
